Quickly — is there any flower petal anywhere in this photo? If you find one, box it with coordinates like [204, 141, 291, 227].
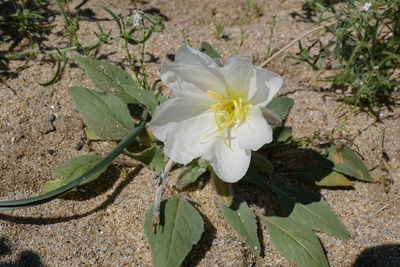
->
[249, 67, 283, 107]
[174, 45, 217, 68]
[204, 137, 251, 183]
[235, 105, 273, 150]
[220, 56, 253, 98]
[150, 95, 216, 164]
[161, 63, 227, 99]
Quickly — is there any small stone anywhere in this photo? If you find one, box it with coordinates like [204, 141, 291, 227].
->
[75, 142, 84, 151]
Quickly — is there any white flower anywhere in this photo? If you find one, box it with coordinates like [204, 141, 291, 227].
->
[362, 2, 372, 12]
[150, 46, 283, 182]
[132, 10, 143, 27]
[384, 32, 393, 43]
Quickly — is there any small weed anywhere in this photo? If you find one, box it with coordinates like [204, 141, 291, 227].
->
[252, 2, 263, 17]
[264, 14, 277, 60]
[213, 19, 224, 40]
[233, 0, 251, 54]
[301, 0, 336, 15]
[0, 0, 53, 42]
[0, 0, 54, 69]
[1, 1, 164, 87]
[181, 27, 192, 47]
[289, 0, 400, 110]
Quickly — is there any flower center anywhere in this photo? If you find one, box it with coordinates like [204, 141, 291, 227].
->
[200, 90, 249, 150]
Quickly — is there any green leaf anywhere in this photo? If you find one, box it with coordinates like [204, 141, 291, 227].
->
[176, 159, 208, 187]
[103, 7, 122, 33]
[144, 195, 204, 267]
[199, 42, 221, 59]
[297, 167, 353, 187]
[294, 155, 353, 186]
[220, 195, 261, 255]
[262, 215, 329, 267]
[69, 86, 135, 140]
[273, 126, 292, 143]
[74, 56, 138, 103]
[251, 152, 274, 172]
[43, 154, 106, 193]
[317, 171, 352, 187]
[122, 84, 159, 112]
[261, 106, 282, 125]
[211, 171, 234, 207]
[328, 144, 374, 182]
[125, 146, 166, 172]
[75, 0, 89, 9]
[263, 126, 292, 149]
[241, 167, 273, 194]
[85, 128, 101, 140]
[274, 186, 351, 240]
[157, 94, 168, 104]
[265, 97, 294, 121]
[243, 169, 350, 240]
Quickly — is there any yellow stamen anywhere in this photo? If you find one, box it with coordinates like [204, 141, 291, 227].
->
[206, 90, 223, 99]
[200, 90, 249, 151]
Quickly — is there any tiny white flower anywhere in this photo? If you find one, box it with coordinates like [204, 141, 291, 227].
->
[132, 10, 143, 27]
[150, 46, 283, 182]
[384, 32, 393, 42]
[362, 2, 372, 12]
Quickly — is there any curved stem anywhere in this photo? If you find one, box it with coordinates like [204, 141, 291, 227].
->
[0, 111, 148, 210]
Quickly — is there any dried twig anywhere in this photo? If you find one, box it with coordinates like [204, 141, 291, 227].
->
[112, 159, 140, 167]
[376, 204, 388, 214]
[259, 21, 336, 68]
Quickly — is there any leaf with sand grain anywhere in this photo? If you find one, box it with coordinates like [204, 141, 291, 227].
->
[43, 154, 106, 193]
[328, 144, 374, 182]
[262, 215, 329, 267]
[69, 86, 135, 140]
[220, 195, 261, 255]
[144, 196, 204, 267]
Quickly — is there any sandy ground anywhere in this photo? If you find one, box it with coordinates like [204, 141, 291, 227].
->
[1, 0, 400, 266]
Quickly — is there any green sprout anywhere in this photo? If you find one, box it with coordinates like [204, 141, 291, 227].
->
[290, 0, 400, 110]
[213, 19, 225, 40]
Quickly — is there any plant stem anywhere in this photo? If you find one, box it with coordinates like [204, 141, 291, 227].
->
[121, 17, 146, 90]
[140, 23, 148, 90]
[265, 14, 277, 59]
[152, 159, 174, 231]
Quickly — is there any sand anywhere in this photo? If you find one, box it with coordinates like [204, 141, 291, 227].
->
[1, 0, 399, 266]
